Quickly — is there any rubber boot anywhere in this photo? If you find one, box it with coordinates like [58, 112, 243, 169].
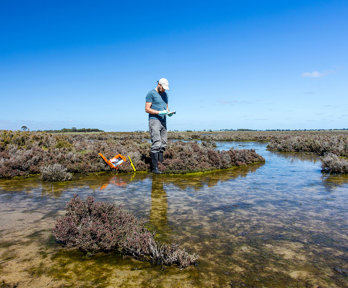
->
[158, 151, 164, 163]
[151, 152, 161, 174]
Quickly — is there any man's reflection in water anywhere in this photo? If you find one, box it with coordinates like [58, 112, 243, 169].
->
[149, 175, 171, 242]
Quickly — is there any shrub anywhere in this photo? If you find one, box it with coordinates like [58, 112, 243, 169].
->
[40, 164, 73, 181]
[321, 153, 348, 174]
[0, 131, 266, 177]
[53, 195, 198, 268]
[2, 130, 347, 177]
[161, 141, 265, 174]
[267, 134, 348, 157]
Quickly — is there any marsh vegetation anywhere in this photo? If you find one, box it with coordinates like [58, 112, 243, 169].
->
[54, 195, 197, 268]
[0, 131, 265, 180]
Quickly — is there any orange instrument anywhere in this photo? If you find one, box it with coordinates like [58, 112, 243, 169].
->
[99, 153, 127, 170]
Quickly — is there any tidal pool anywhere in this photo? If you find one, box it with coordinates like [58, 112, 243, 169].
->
[0, 142, 347, 287]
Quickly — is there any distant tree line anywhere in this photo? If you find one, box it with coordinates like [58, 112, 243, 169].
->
[42, 127, 104, 133]
[220, 128, 348, 132]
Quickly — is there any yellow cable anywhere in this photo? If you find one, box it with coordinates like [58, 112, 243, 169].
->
[128, 155, 136, 172]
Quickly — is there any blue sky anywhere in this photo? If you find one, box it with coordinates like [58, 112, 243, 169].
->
[0, 0, 347, 131]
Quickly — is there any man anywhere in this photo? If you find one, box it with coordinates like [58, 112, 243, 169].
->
[145, 78, 172, 174]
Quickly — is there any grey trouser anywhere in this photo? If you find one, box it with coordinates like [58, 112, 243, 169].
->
[149, 118, 167, 153]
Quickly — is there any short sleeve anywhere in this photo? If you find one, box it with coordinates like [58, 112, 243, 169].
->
[164, 92, 168, 104]
[145, 91, 153, 103]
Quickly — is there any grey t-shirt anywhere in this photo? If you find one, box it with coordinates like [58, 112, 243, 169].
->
[146, 89, 168, 122]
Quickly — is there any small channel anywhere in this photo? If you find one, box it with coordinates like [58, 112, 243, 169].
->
[0, 142, 347, 287]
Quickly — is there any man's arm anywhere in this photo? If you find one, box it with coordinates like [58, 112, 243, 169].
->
[145, 102, 160, 115]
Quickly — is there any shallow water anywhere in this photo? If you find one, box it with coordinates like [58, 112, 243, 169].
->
[0, 142, 348, 288]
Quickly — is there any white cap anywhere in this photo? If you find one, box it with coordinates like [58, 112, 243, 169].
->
[158, 78, 169, 90]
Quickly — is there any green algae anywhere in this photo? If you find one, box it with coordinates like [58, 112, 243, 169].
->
[47, 249, 153, 288]
[162, 161, 265, 176]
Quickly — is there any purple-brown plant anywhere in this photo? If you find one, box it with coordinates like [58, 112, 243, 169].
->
[53, 195, 198, 268]
[0, 131, 265, 178]
[321, 153, 348, 174]
[40, 164, 73, 181]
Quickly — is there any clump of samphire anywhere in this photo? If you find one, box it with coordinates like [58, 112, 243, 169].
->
[321, 153, 348, 174]
[53, 195, 198, 268]
[159, 141, 265, 174]
[0, 131, 267, 178]
[40, 164, 73, 181]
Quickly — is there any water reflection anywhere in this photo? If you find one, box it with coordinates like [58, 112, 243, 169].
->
[149, 176, 170, 241]
[271, 151, 319, 163]
[162, 163, 264, 191]
[321, 174, 348, 190]
[99, 174, 135, 190]
[91, 163, 264, 194]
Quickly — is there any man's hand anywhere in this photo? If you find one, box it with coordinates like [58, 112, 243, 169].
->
[158, 110, 168, 115]
[168, 111, 176, 117]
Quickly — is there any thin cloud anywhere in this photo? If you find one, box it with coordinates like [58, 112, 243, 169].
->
[217, 99, 251, 105]
[302, 66, 343, 78]
[324, 104, 335, 108]
[253, 118, 269, 121]
[302, 71, 326, 78]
